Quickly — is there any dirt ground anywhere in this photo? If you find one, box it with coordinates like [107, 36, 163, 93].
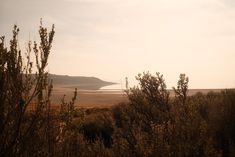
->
[51, 86, 127, 108]
[50, 86, 224, 108]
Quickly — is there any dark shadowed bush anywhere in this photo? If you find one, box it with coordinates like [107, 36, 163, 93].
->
[1, 23, 235, 157]
[0, 23, 55, 156]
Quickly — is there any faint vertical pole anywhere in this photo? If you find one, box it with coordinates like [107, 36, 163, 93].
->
[125, 77, 129, 90]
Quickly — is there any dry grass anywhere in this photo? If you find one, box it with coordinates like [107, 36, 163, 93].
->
[50, 85, 225, 108]
[51, 85, 127, 108]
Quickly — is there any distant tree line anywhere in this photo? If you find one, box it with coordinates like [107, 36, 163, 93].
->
[0, 23, 235, 157]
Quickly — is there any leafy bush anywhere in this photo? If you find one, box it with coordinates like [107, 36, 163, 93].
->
[1, 23, 235, 157]
[0, 23, 55, 156]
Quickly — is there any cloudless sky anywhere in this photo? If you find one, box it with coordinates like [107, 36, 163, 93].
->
[1, 0, 235, 88]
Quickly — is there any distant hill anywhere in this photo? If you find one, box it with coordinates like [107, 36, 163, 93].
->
[49, 74, 115, 90]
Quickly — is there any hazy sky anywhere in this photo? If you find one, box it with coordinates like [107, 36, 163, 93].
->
[1, 0, 235, 88]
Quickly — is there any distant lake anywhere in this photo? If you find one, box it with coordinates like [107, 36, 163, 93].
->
[100, 83, 124, 91]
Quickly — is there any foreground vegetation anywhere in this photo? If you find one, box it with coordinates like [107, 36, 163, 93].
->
[0, 24, 235, 157]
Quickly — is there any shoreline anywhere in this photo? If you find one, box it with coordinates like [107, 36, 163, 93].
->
[50, 87, 233, 108]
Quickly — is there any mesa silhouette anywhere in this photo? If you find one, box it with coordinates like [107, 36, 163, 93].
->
[49, 74, 115, 90]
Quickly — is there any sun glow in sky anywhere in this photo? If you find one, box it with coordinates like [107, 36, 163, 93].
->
[1, 0, 235, 88]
